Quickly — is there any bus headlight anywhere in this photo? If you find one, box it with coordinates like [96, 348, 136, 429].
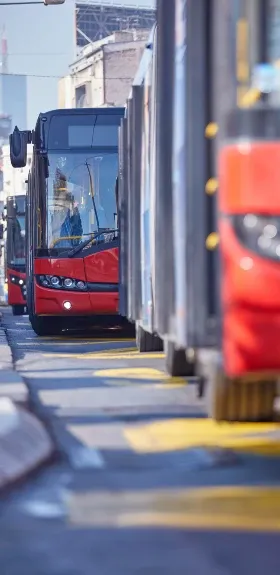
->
[50, 276, 60, 287]
[9, 274, 25, 287]
[36, 275, 88, 291]
[233, 214, 280, 261]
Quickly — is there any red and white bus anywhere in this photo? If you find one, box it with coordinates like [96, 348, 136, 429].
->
[5, 194, 26, 316]
[10, 107, 125, 335]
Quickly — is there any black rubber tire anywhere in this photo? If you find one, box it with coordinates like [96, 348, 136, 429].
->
[122, 320, 136, 338]
[12, 305, 25, 316]
[136, 324, 163, 352]
[165, 340, 195, 377]
[207, 368, 276, 422]
[29, 313, 62, 336]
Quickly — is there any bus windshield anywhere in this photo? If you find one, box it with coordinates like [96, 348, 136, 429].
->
[7, 214, 25, 266]
[47, 151, 118, 249]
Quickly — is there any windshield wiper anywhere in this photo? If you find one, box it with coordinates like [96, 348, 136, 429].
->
[67, 229, 118, 258]
[85, 161, 100, 232]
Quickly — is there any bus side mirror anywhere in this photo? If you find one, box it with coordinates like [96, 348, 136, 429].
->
[9, 127, 31, 168]
[0, 224, 4, 240]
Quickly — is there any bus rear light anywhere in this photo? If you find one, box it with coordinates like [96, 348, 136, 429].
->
[36, 275, 87, 291]
[233, 214, 280, 262]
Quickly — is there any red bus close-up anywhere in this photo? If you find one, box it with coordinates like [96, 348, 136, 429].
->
[10, 107, 125, 336]
[5, 195, 27, 316]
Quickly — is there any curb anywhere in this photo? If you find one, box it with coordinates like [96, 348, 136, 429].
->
[0, 398, 53, 489]
[0, 309, 54, 489]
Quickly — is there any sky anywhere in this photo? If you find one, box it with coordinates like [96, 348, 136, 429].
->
[0, 0, 154, 127]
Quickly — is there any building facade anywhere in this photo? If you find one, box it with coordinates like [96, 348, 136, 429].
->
[58, 29, 149, 108]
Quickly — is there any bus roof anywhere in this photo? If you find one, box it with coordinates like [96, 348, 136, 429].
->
[37, 107, 125, 124]
[34, 107, 125, 151]
[7, 194, 26, 202]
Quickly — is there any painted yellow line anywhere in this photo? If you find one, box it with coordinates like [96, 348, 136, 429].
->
[43, 350, 164, 360]
[92, 347, 137, 355]
[67, 486, 280, 531]
[35, 337, 135, 343]
[103, 381, 187, 388]
[93, 367, 185, 383]
[43, 348, 137, 359]
[88, 352, 164, 360]
[20, 342, 136, 348]
[124, 418, 280, 456]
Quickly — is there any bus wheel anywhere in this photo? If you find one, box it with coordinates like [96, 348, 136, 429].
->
[12, 305, 25, 316]
[165, 340, 195, 377]
[207, 369, 276, 422]
[136, 324, 163, 352]
[29, 313, 62, 336]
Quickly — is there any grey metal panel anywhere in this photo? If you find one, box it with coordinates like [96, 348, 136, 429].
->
[153, 0, 176, 338]
[184, 0, 213, 348]
[171, 0, 188, 348]
[130, 84, 144, 322]
[118, 116, 128, 317]
[126, 98, 133, 320]
[210, 0, 240, 350]
[133, 24, 156, 87]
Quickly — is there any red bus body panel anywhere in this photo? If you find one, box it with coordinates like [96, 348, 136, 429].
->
[34, 247, 119, 316]
[219, 141, 280, 378]
[7, 268, 26, 306]
[83, 247, 118, 283]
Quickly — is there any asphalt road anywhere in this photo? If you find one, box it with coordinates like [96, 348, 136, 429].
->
[1, 308, 280, 574]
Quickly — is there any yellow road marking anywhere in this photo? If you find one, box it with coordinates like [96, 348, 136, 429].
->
[67, 486, 280, 531]
[92, 347, 137, 355]
[35, 337, 135, 343]
[93, 367, 185, 384]
[20, 342, 136, 348]
[43, 347, 136, 359]
[103, 381, 187, 388]
[43, 347, 137, 356]
[43, 350, 164, 360]
[124, 418, 280, 456]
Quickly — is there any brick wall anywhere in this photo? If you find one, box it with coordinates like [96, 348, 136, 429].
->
[104, 41, 147, 106]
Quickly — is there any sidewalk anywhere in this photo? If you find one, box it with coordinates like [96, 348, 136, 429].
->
[0, 308, 53, 489]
